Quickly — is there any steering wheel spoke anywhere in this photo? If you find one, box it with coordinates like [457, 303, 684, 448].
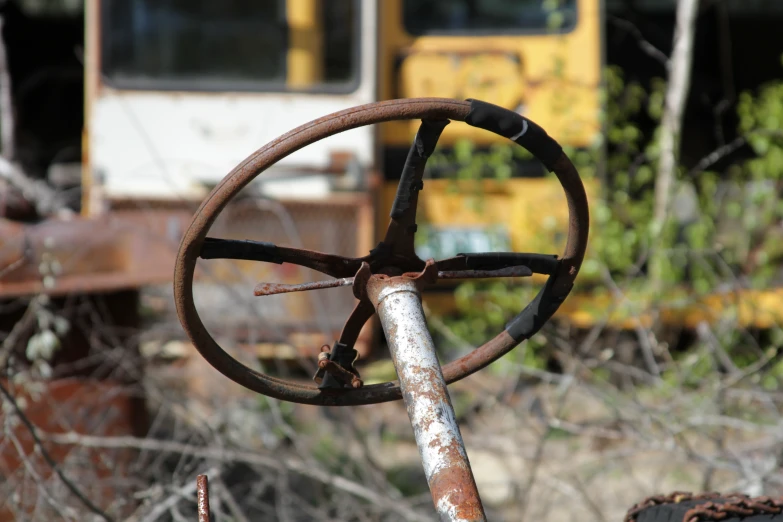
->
[253, 277, 354, 296]
[381, 118, 450, 259]
[200, 237, 365, 278]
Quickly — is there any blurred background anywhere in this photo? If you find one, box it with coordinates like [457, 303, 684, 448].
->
[1, 0, 783, 520]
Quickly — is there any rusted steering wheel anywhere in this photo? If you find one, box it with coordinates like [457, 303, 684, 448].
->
[173, 98, 589, 406]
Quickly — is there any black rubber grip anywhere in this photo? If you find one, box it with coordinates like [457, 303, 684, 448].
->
[199, 237, 282, 264]
[319, 341, 360, 390]
[390, 119, 449, 220]
[464, 99, 563, 172]
[505, 274, 572, 342]
[369, 241, 392, 260]
[459, 252, 559, 275]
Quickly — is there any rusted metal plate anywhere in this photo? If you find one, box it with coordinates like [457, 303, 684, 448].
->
[0, 208, 192, 298]
[0, 378, 144, 521]
[1, 193, 375, 361]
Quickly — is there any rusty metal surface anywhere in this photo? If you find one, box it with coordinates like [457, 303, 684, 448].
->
[174, 99, 471, 405]
[0, 377, 144, 520]
[337, 300, 375, 349]
[0, 208, 192, 298]
[196, 474, 211, 522]
[625, 491, 724, 520]
[684, 497, 783, 522]
[316, 356, 363, 388]
[366, 274, 486, 521]
[254, 276, 354, 296]
[0, 217, 130, 292]
[312, 343, 363, 389]
[253, 265, 533, 296]
[549, 153, 590, 296]
[625, 491, 783, 522]
[174, 98, 590, 406]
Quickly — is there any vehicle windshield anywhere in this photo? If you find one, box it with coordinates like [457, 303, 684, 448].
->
[101, 0, 358, 92]
[403, 0, 578, 35]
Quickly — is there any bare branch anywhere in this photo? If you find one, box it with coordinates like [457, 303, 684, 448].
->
[688, 136, 747, 176]
[213, 477, 251, 522]
[40, 431, 432, 522]
[0, 156, 71, 216]
[650, 0, 700, 291]
[607, 15, 670, 69]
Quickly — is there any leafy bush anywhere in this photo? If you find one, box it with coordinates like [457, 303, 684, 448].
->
[424, 59, 783, 387]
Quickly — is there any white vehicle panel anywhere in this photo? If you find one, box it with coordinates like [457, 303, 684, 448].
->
[88, 2, 377, 200]
[91, 92, 374, 199]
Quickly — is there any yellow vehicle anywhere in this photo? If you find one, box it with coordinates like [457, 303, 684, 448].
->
[374, 0, 602, 322]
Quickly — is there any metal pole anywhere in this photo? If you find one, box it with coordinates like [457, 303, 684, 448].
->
[197, 475, 211, 522]
[367, 276, 487, 522]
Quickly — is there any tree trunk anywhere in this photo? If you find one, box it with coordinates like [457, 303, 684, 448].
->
[650, 0, 700, 292]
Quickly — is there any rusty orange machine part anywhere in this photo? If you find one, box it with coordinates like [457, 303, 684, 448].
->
[0, 210, 192, 298]
[0, 378, 146, 521]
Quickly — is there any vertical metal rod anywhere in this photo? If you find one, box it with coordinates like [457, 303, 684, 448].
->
[197, 474, 211, 522]
[367, 276, 487, 522]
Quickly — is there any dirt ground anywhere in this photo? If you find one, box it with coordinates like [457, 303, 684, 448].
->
[144, 341, 777, 522]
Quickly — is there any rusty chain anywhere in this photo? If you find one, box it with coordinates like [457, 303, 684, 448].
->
[625, 491, 783, 522]
[625, 491, 727, 520]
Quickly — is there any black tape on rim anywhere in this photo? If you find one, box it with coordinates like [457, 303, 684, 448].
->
[369, 241, 391, 259]
[319, 341, 360, 390]
[505, 274, 572, 342]
[390, 119, 450, 220]
[199, 237, 282, 264]
[464, 99, 563, 172]
[459, 252, 559, 276]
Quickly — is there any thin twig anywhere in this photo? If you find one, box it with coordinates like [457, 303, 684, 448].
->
[0, 255, 25, 279]
[214, 478, 250, 522]
[0, 156, 69, 217]
[687, 136, 746, 176]
[607, 15, 670, 68]
[4, 427, 79, 521]
[518, 374, 577, 522]
[601, 266, 662, 379]
[696, 321, 741, 376]
[0, 297, 37, 369]
[39, 431, 432, 522]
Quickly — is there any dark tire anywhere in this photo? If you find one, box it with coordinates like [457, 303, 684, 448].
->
[626, 493, 783, 522]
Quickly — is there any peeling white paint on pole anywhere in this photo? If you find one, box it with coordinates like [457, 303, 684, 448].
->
[368, 277, 487, 522]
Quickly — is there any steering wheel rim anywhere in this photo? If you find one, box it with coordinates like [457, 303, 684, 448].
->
[173, 97, 589, 406]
